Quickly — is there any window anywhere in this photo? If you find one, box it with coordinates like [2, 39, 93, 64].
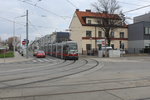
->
[120, 32, 124, 38]
[119, 41, 124, 49]
[145, 27, 149, 34]
[121, 43, 125, 49]
[145, 27, 150, 34]
[86, 31, 92, 37]
[119, 41, 122, 49]
[110, 32, 115, 38]
[87, 20, 91, 24]
[97, 20, 102, 24]
[111, 44, 114, 49]
[98, 31, 102, 37]
[86, 44, 91, 50]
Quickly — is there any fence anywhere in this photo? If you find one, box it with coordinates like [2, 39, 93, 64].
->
[127, 48, 150, 54]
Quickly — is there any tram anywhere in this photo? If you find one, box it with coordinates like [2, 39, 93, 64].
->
[43, 41, 78, 60]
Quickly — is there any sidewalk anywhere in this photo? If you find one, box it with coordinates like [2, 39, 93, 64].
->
[0, 52, 32, 64]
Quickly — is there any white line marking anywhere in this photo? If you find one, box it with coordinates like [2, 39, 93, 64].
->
[37, 59, 44, 62]
[32, 60, 37, 62]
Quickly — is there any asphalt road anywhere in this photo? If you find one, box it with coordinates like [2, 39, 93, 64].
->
[0, 56, 150, 100]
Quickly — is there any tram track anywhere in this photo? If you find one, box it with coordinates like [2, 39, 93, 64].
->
[1, 78, 150, 100]
[0, 59, 66, 76]
[0, 59, 77, 85]
[0, 59, 99, 89]
[13, 76, 150, 89]
[0, 60, 75, 81]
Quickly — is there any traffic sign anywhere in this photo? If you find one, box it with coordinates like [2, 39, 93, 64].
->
[22, 41, 26, 45]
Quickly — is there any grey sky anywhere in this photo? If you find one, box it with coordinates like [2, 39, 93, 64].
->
[0, 0, 150, 41]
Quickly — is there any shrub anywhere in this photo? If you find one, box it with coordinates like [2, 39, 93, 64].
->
[0, 51, 14, 58]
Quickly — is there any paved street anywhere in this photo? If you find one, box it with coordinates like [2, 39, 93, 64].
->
[0, 54, 150, 100]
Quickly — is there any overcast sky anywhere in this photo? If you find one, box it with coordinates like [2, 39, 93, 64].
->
[0, 0, 150, 41]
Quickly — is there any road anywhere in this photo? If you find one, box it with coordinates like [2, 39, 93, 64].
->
[0, 56, 150, 100]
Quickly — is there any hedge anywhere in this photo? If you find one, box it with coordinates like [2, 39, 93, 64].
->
[0, 51, 14, 58]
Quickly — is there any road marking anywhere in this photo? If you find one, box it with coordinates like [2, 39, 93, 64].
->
[37, 59, 44, 62]
[43, 59, 49, 62]
[0, 61, 59, 74]
[32, 60, 37, 62]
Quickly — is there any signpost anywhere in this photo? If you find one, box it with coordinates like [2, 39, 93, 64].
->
[22, 41, 26, 45]
[97, 39, 105, 46]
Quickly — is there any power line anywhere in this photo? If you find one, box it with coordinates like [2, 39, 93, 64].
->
[28, 19, 55, 29]
[66, 0, 78, 9]
[0, 16, 53, 31]
[123, 4, 150, 13]
[28, 19, 38, 31]
[0, 16, 25, 26]
[119, 1, 143, 6]
[18, 0, 71, 19]
[137, 0, 150, 3]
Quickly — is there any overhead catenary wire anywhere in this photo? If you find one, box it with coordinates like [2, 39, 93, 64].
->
[65, 0, 78, 9]
[18, 0, 71, 19]
[137, 0, 150, 3]
[0, 16, 25, 26]
[0, 16, 54, 30]
[123, 4, 150, 13]
[119, 1, 144, 6]
[28, 20, 56, 29]
[28, 19, 38, 31]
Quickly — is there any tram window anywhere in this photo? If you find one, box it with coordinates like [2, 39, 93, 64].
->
[68, 43, 77, 50]
[69, 45, 77, 50]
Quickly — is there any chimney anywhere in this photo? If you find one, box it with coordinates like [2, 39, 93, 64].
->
[76, 9, 79, 11]
[86, 9, 91, 12]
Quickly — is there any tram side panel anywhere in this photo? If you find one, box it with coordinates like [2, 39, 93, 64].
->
[52, 44, 56, 57]
[57, 44, 61, 58]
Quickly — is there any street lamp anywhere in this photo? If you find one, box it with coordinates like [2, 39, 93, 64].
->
[13, 15, 26, 56]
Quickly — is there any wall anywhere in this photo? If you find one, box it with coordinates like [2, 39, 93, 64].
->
[70, 13, 83, 53]
[134, 13, 150, 23]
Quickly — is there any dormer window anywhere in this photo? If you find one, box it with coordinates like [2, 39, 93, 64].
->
[87, 20, 91, 24]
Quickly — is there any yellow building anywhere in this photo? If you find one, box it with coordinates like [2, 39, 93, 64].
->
[69, 9, 128, 55]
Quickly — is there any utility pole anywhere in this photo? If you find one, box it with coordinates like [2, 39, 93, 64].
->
[13, 21, 16, 56]
[26, 10, 28, 59]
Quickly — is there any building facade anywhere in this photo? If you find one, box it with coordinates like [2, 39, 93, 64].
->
[69, 9, 128, 55]
[128, 13, 150, 53]
[128, 22, 150, 53]
[134, 13, 150, 23]
[30, 32, 70, 51]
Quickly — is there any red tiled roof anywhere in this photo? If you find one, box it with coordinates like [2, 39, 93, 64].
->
[76, 10, 122, 26]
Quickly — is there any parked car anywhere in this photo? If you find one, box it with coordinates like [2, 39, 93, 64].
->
[33, 49, 38, 56]
[36, 51, 46, 58]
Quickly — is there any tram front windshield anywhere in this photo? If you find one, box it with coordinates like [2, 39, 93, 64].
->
[68, 43, 77, 51]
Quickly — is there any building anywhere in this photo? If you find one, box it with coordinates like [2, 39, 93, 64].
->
[69, 9, 128, 55]
[50, 32, 70, 43]
[128, 14, 150, 53]
[134, 13, 150, 23]
[30, 32, 70, 51]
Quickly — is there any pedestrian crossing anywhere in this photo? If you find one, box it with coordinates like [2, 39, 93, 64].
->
[0, 58, 58, 65]
[31, 58, 57, 63]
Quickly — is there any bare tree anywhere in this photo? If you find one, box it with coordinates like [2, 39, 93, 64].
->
[92, 0, 125, 46]
[7, 36, 20, 51]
